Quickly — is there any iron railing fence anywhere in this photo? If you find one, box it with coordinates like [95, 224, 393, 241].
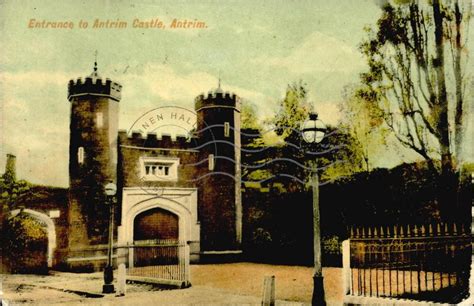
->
[348, 223, 471, 304]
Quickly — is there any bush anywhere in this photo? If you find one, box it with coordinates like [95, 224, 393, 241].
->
[322, 235, 341, 255]
[3, 211, 48, 274]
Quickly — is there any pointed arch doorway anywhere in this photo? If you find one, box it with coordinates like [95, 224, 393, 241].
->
[133, 207, 179, 242]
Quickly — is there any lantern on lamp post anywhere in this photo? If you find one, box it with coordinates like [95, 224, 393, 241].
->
[103, 182, 117, 294]
[301, 112, 326, 306]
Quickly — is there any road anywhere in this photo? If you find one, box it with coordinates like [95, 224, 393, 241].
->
[1, 263, 344, 305]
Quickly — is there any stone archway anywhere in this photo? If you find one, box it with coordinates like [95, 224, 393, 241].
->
[10, 209, 56, 267]
[118, 187, 201, 262]
[123, 197, 188, 243]
[119, 187, 200, 245]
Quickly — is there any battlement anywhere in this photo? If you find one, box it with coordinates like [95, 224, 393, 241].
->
[68, 77, 122, 102]
[118, 130, 198, 150]
[195, 90, 241, 112]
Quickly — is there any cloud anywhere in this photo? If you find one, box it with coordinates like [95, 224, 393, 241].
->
[0, 70, 73, 87]
[257, 31, 365, 74]
[0, 64, 277, 187]
[0, 35, 59, 67]
[1, 108, 69, 187]
[1, 70, 73, 186]
[118, 63, 272, 128]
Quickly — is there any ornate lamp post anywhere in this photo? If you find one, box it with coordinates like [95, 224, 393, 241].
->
[103, 182, 117, 294]
[302, 112, 326, 306]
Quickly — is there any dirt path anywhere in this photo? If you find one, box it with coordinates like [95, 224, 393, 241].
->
[1, 263, 343, 305]
[192, 263, 343, 304]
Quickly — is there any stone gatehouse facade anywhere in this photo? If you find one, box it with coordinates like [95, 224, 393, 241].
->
[59, 65, 242, 270]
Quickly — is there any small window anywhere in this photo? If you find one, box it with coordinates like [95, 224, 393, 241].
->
[78, 147, 84, 164]
[224, 122, 230, 137]
[141, 157, 179, 181]
[96, 112, 103, 128]
[208, 154, 215, 171]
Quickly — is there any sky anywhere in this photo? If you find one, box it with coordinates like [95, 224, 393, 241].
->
[0, 0, 472, 187]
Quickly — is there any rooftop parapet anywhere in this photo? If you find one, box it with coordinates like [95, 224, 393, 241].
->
[194, 89, 241, 112]
[68, 76, 122, 102]
[118, 130, 198, 150]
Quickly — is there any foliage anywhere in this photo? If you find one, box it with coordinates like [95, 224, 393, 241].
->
[251, 227, 272, 245]
[322, 236, 342, 255]
[360, 0, 471, 170]
[268, 80, 311, 142]
[0, 178, 30, 207]
[357, 0, 472, 220]
[358, 0, 472, 173]
[339, 84, 389, 171]
[3, 211, 48, 274]
[315, 126, 365, 183]
[241, 101, 262, 131]
[5, 212, 47, 244]
[245, 169, 274, 182]
[242, 160, 471, 265]
[0, 171, 31, 240]
[243, 81, 365, 189]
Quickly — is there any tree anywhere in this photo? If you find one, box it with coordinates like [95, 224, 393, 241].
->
[240, 100, 271, 181]
[3, 211, 48, 274]
[0, 171, 31, 228]
[340, 84, 388, 172]
[270, 80, 311, 142]
[0, 178, 30, 205]
[241, 100, 266, 149]
[358, 0, 472, 175]
[0, 175, 30, 219]
[264, 81, 364, 188]
[241, 100, 262, 131]
[0, 167, 31, 273]
[241, 84, 308, 186]
[315, 125, 365, 183]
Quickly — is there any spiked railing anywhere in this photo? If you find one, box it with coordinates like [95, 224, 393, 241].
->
[346, 222, 471, 304]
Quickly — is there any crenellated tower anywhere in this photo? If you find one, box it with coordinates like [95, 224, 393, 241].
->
[194, 84, 242, 254]
[66, 62, 121, 270]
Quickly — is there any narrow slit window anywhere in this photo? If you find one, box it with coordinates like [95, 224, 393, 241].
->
[208, 154, 215, 171]
[77, 147, 84, 164]
[224, 122, 230, 137]
[96, 112, 103, 128]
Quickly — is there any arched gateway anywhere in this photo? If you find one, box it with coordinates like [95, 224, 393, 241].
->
[118, 187, 200, 261]
[10, 209, 56, 268]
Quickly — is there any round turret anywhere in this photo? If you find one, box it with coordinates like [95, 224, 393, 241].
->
[68, 77, 122, 102]
[67, 63, 121, 263]
[194, 89, 240, 112]
[193, 82, 242, 252]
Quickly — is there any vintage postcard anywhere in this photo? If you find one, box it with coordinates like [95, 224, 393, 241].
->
[0, 0, 473, 305]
